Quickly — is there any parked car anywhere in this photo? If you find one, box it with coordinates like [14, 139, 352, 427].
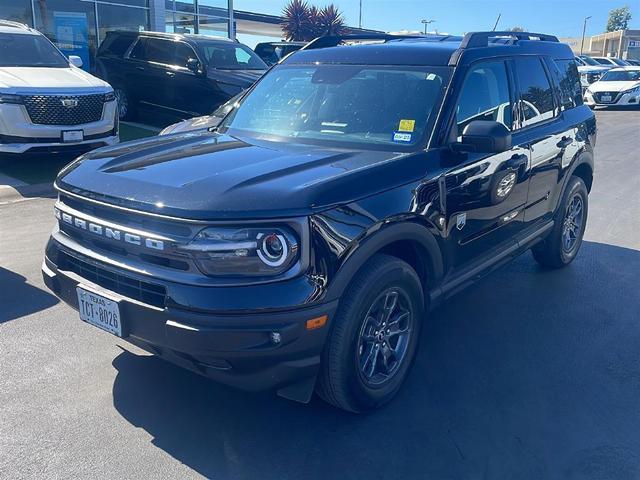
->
[95, 31, 267, 120]
[584, 66, 640, 108]
[44, 31, 595, 413]
[590, 56, 630, 67]
[254, 41, 306, 65]
[158, 93, 241, 135]
[574, 56, 609, 90]
[625, 59, 640, 66]
[0, 20, 117, 154]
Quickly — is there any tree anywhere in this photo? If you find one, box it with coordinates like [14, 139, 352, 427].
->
[282, 1, 348, 41]
[509, 26, 525, 32]
[317, 4, 348, 37]
[606, 6, 632, 32]
[282, 0, 316, 41]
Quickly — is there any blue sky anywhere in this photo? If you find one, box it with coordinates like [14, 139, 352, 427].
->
[235, 0, 639, 38]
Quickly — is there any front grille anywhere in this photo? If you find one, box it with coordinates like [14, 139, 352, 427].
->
[58, 251, 167, 308]
[23, 94, 104, 125]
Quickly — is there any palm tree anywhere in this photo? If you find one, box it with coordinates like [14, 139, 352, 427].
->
[317, 4, 349, 37]
[282, 0, 316, 41]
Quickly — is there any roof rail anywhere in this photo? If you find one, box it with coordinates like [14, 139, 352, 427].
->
[0, 19, 30, 30]
[459, 31, 559, 49]
[301, 33, 420, 50]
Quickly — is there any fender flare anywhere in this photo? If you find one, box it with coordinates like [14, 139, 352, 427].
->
[560, 147, 594, 200]
[324, 220, 444, 303]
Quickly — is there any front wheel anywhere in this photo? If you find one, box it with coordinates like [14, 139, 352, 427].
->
[316, 254, 424, 413]
[532, 176, 588, 268]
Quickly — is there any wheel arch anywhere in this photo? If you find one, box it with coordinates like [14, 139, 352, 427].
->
[324, 221, 444, 306]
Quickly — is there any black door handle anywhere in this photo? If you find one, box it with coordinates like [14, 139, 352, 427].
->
[556, 136, 573, 148]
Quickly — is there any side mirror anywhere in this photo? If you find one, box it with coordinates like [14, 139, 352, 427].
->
[186, 57, 201, 73]
[459, 120, 512, 153]
[68, 55, 83, 68]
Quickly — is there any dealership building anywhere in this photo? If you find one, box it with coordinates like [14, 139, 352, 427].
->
[0, 0, 292, 71]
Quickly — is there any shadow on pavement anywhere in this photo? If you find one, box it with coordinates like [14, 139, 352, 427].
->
[111, 241, 640, 479]
[0, 267, 59, 323]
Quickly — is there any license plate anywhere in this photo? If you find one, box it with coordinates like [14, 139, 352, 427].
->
[76, 287, 122, 337]
[62, 130, 83, 143]
[601, 95, 612, 102]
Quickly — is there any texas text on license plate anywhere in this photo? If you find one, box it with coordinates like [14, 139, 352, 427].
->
[76, 286, 122, 337]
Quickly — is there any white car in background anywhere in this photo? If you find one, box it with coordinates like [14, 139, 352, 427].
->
[584, 67, 640, 108]
[0, 20, 118, 154]
[574, 56, 610, 90]
[591, 56, 630, 67]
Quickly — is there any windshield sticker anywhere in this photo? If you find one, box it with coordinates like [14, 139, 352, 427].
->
[392, 131, 412, 143]
[398, 119, 416, 132]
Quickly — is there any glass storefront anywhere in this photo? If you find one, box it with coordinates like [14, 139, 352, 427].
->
[165, 0, 228, 36]
[0, 0, 151, 73]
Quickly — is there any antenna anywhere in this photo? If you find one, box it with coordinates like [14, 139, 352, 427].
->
[492, 13, 501, 31]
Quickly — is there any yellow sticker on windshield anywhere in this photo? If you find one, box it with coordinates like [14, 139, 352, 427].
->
[398, 119, 415, 132]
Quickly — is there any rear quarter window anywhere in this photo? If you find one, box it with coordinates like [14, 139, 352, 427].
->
[99, 34, 135, 57]
[552, 59, 583, 110]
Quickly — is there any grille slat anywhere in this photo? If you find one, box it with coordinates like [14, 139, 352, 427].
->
[59, 251, 167, 308]
[23, 94, 105, 125]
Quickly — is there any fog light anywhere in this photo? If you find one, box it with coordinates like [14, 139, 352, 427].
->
[270, 332, 282, 344]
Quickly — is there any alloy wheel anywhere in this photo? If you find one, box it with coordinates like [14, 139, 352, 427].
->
[356, 288, 413, 387]
[562, 194, 584, 252]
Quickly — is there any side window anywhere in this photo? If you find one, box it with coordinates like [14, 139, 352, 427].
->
[129, 37, 147, 60]
[144, 38, 174, 65]
[174, 43, 197, 68]
[514, 57, 556, 127]
[552, 59, 583, 110]
[456, 61, 512, 135]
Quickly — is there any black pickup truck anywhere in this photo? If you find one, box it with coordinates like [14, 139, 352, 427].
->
[44, 32, 595, 412]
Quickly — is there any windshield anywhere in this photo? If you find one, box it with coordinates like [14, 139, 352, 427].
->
[579, 56, 600, 66]
[601, 70, 640, 82]
[612, 58, 629, 66]
[221, 65, 450, 150]
[0, 33, 68, 68]
[199, 42, 267, 70]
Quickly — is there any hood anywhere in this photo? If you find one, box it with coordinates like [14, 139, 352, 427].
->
[0, 66, 110, 92]
[589, 80, 640, 92]
[57, 131, 428, 220]
[577, 65, 610, 73]
[159, 115, 222, 135]
[206, 68, 265, 87]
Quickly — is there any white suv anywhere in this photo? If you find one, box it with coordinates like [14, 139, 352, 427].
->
[0, 20, 118, 154]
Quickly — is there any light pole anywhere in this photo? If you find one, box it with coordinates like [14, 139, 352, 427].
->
[421, 19, 435, 35]
[580, 15, 591, 55]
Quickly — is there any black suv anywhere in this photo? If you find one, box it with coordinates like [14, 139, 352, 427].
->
[95, 31, 267, 120]
[44, 32, 595, 412]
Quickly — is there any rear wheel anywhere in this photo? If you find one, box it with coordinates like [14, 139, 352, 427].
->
[532, 176, 588, 268]
[316, 254, 424, 413]
[113, 87, 137, 121]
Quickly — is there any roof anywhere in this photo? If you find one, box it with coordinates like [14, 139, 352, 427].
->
[107, 30, 235, 43]
[282, 32, 574, 67]
[0, 19, 38, 35]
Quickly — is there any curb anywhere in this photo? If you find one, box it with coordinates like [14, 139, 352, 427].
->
[0, 182, 57, 204]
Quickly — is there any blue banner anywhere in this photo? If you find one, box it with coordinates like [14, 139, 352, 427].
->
[53, 11, 90, 71]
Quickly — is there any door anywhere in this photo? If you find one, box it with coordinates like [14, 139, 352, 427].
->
[443, 59, 531, 270]
[127, 37, 176, 110]
[171, 42, 213, 115]
[512, 56, 578, 224]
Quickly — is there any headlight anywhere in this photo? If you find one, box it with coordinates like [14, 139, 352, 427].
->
[103, 91, 116, 102]
[0, 93, 23, 104]
[181, 226, 299, 276]
[623, 85, 640, 94]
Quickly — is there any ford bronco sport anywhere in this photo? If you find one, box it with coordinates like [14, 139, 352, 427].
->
[43, 32, 596, 413]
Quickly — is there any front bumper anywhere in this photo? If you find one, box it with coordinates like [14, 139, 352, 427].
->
[584, 90, 640, 107]
[42, 240, 338, 399]
[0, 100, 118, 154]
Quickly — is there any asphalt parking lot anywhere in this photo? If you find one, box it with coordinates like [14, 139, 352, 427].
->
[1, 109, 639, 479]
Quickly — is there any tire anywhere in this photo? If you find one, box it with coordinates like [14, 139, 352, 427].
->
[113, 87, 137, 121]
[316, 254, 424, 413]
[532, 176, 588, 268]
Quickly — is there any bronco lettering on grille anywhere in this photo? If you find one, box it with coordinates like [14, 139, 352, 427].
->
[55, 207, 165, 251]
